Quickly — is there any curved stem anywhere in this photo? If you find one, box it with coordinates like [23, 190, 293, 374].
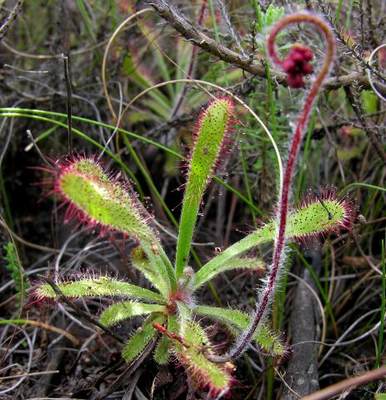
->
[169, 0, 208, 119]
[101, 8, 153, 120]
[207, 12, 335, 363]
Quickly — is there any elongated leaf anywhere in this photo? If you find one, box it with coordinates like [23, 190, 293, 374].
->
[130, 246, 167, 295]
[36, 277, 165, 304]
[122, 316, 164, 364]
[56, 157, 175, 295]
[175, 98, 235, 278]
[194, 256, 265, 288]
[153, 335, 170, 365]
[193, 224, 273, 290]
[99, 301, 165, 327]
[57, 157, 158, 243]
[141, 241, 176, 296]
[194, 305, 285, 356]
[175, 320, 234, 397]
[194, 190, 354, 290]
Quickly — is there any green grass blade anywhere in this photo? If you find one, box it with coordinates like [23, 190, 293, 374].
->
[75, 0, 96, 41]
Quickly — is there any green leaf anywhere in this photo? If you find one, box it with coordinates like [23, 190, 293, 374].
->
[194, 192, 352, 290]
[99, 301, 165, 327]
[193, 224, 273, 290]
[140, 241, 176, 297]
[58, 158, 158, 243]
[130, 246, 168, 295]
[153, 335, 170, 365]
[285, 194, 352, 239]
[36, 277, 165, 304]
[177, 300, 193, 323]
[58, 158, 175, 295]
[122, 316, 164, 364]
[194, 305, 285, 356]
[175, 320, 233, 396]
[167, 314, 179, 333]
[361, 90, 378, 114]
[263, 4, 285, 29]
[194, 256, 265, 288]
[175, 98, 234, 278]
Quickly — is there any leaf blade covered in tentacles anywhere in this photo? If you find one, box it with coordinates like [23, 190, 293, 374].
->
[99, 300, 165, 327]
[174, 320, 234, 398]
[55, 157, 158, 242]
[194, 189, 355, 289]
[175, 97, 235, 277]
[35, 276, 165, 304]
[194, 305, 285, 356]
[122, 315, 165, 364]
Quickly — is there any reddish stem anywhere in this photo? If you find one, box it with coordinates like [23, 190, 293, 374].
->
[207, 13, 335, 363]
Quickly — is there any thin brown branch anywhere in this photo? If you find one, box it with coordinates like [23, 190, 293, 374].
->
[316, 0, 385, 83]
[302, 365, 386, 400]
[95, 337, 158, 400]
[147, 0, 370, 91]
[43, 277, 125, 344]
[0, 0, 23, 41]
[344, 86, 386, 164]
[0, 319, 79, 346]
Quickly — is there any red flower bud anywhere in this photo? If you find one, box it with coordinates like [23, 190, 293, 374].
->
[282, 44, 314, 88]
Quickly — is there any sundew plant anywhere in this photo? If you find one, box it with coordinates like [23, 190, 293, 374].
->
[33, 12, 357, 399]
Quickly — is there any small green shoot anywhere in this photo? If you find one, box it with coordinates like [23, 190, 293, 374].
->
[3, 241, 28, 305]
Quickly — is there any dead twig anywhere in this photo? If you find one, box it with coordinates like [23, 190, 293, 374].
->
[283, 250, 322, 399]
[302, 365, 386, 400]
[42, 277, 125, 344]
[344, 85, 386, 164]
[147, 0, 370, 91]
[0, 0, 23, 41]
[0, 319, 79, 346]
[94, 337, 158, 400]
